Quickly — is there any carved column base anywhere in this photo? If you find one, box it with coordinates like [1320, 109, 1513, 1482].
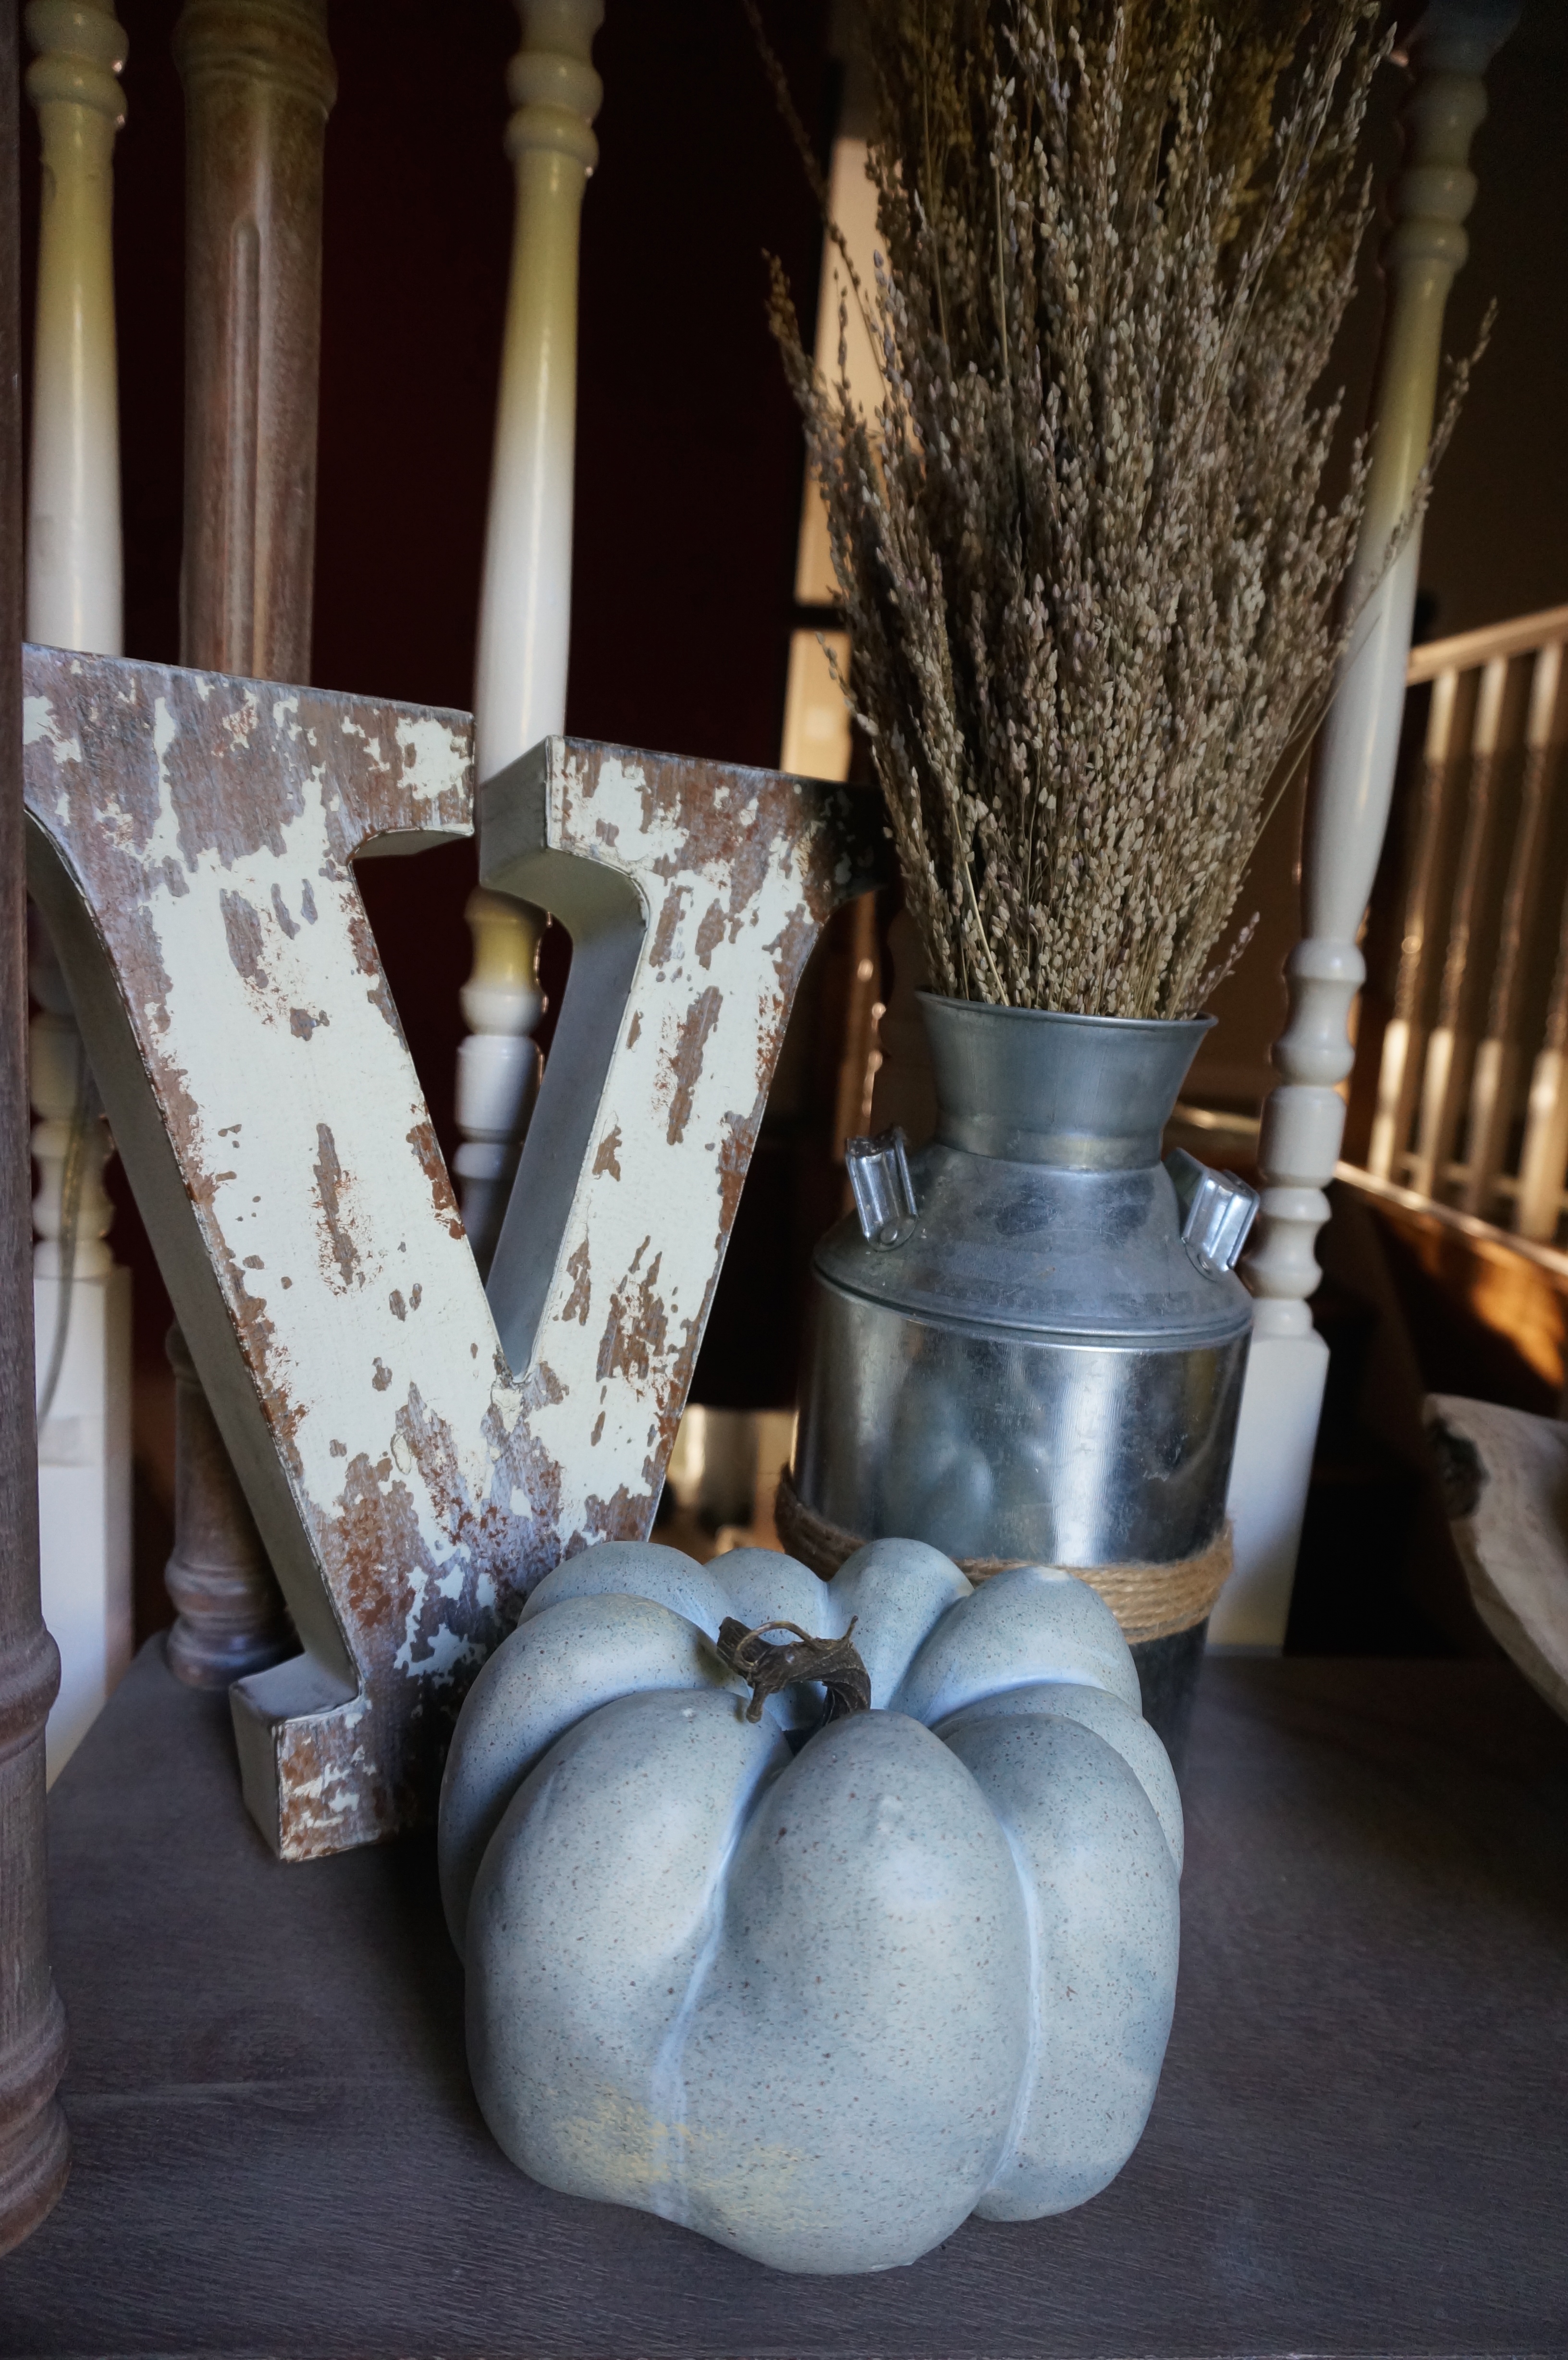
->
[164, 1325, 291, 1688]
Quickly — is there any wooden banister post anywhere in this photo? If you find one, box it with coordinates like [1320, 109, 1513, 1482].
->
[1213, 0, 1520, 1649]
[0, 0, 71, 2253]
[458, 0, 602, 1276]
[160, 0, 335, 1685]
[24, 0, 134, 1777]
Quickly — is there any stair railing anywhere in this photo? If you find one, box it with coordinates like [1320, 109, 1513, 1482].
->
[1214, 0, 1521, 1650]
[1346, 602, 1568, 1240]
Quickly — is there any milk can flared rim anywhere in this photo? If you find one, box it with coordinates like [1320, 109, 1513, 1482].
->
[918, 992, 1215, 1172]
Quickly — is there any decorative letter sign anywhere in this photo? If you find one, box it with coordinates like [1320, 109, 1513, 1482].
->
[23, 646, 880, 1856]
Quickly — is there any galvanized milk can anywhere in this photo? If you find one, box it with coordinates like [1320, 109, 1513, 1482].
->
[787, 994, 1258, 1762]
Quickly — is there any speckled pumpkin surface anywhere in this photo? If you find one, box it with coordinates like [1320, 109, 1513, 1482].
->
[438, 1537, 1180, 2274]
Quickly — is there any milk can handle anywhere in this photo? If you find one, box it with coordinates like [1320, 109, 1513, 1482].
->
[844, 1128, 918, 1250]
[1164, 1147, 1258, 1278]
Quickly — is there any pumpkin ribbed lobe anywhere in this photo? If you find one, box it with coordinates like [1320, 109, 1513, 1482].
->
[714, 1615, 872, 1726]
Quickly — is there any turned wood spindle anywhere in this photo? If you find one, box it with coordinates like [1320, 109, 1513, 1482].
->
[174, 0, 335, 680]
[29, 917, 133, 1771]
[457, 888, 543, 1273]
[28, 940, 114, 1306]
[459, 0, 602, 1276]
[1408, 649, 1508, 1199]
[25, 0, 126, 655]
[1458, 641, 1563, 1216]
[24, 0, 134, 1774]
[163, 1325, 285, 1684]
[1514, 718, 1568, 1241]
[1365, 663, 1463, 1181]
[1215, 0, 1520, 1649]
[161, 0, 335, 1685]
[0, 0, 71, 2254]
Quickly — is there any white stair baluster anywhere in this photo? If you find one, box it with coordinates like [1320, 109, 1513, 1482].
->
[24, 0, 133, 1777]
[1459, 639, 1565, 1216]
[1408, 649, 1508, 1198]
[456, 889, 544, 1264]
[1366, 663, 1461, 1180]
[458, 0, 602, 1275]
[25, 0, 125, 656]
[1515, 703, 1568, 1241]
[1213, 0, 1521, 1651]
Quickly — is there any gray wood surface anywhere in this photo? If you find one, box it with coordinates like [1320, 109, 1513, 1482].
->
[2, 1642, 1565, 2355]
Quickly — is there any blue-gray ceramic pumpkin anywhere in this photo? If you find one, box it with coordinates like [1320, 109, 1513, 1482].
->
[439, 1536, 1180, 2274]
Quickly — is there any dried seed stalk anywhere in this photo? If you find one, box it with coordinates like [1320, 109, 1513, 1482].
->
[769, 0, 1409, 1018]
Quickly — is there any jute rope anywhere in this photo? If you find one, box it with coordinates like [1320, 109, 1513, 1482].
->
[773, 1465, 1231, 1648]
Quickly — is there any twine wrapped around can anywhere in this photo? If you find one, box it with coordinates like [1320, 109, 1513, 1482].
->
[774, 1465, 1231, 1648]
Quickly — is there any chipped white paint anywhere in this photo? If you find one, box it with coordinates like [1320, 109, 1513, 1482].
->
[485, 742, 828, 1547]
[23, 648, 878, 1857]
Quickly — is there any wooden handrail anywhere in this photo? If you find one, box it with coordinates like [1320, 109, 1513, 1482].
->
[1335, 1163, 1568, 1285]
[1406, 602, 1568, 684]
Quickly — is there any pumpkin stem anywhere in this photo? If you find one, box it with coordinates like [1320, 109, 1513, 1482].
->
[715, 1615, 872, 1725]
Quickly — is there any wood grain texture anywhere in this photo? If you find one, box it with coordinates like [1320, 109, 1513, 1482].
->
[2, 1643, 1564, 2350]
[174, 0, 334, 682]
[166, 0, 336, 1688]
[163, 1321, 292, 1686]
[0, 0, 70, 2260]
[22, 645, 882, 1856]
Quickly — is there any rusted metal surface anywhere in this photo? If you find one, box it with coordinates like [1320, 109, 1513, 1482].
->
[22, 645, 882, 1857]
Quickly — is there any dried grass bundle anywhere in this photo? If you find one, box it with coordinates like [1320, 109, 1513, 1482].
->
[766, 0, 1413, 1017]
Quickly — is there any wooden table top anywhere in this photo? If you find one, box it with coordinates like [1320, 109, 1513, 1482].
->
[3, 1638, 1565, 2359]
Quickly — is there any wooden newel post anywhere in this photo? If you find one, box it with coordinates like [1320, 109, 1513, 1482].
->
[1213, 0, 1520, 1648]
[1, 0, 70, 2254]
[458, 0, 602, 1274]
[161, 0, 335, 1684]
